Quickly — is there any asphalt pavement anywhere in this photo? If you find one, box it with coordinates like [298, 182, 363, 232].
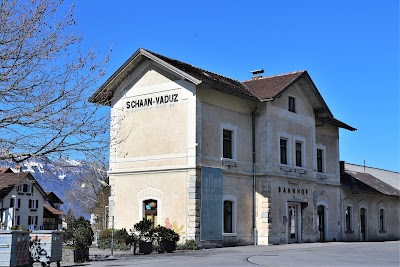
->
[53, 241, 400, 267]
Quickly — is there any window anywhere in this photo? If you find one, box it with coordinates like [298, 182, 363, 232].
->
[295, 142, 302, 167]
[143, 199, 157, 228]
[379, 208, 386, 232]
[29, 199, 39, 209]
[317, 149, 323, 172]
[16, 216, 20, 226]
[224, 201, 233, 233]
[223, 129, 233, 159]
[288, 96, 296, 112]
[17, 183, 33, 193]
[280, 139, 288, 164]
[345, 206, 352, 231]
[28, 216, 38, 225]
[222, 196, 236, 234]
[10, 198, 20, 208]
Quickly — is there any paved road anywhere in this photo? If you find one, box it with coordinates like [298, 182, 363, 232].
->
[63, 241, 400, 267]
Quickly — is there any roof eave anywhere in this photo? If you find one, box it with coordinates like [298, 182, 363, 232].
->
[88, 48, 202, 106]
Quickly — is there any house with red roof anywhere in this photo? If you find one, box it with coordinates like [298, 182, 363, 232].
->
[0, 171, 63, 230]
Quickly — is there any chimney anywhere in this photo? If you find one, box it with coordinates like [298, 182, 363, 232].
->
[14, 165, 21, 173]
[250, 69, 264, 80]
[339, 161, 345, 176]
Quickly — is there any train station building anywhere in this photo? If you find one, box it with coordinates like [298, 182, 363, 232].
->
[89, 48, 399, 246]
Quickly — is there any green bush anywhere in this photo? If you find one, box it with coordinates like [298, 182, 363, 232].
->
[99, 228, 112, 239]
[155, 225, 180, 242]
[177, 239, 199, 250]
[97, 228, 132, 251]
[62, 216, 93, 251]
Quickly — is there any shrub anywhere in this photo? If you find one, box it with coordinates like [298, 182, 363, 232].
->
[62, 216, 93, 263]
[133, 219, 155, 242]
[97, 228, 132, 251]
[177, 239, 199, 250]
[155, 226, 180, 242]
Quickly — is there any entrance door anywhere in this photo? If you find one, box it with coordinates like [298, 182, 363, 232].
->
[360, 208, 366, 241]
[317, 205, 325, 241]
[288, 203, 300, 243]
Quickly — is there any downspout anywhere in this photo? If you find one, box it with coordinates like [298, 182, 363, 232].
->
[252, 106, 258, 245]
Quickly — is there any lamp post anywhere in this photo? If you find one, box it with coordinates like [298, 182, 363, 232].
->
[111, 215, 114, 257]
[104, 206, 109, 229]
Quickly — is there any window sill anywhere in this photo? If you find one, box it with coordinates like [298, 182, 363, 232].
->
[30, 209, 38, 211]
[222, 233, 237, 237]
[345, 230, 354, 233]
[379, 230, 387, 233]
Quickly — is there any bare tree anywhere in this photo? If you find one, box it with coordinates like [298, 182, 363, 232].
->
[65, 159, 110, 220]
[0, 0, 111, 163]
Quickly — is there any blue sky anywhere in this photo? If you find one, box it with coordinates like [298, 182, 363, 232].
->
[74, 0, 399, 172]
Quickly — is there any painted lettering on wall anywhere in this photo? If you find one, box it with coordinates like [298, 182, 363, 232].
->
[278, 186, 309, 195]
[126, 94, 178, 109]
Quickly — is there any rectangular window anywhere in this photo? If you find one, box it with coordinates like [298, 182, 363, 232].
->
[17, 183, 32, 193]
[16, 216, 20, 226]
[280, 139, 288, 164]
[288, 96, 296, 112]
[345, 206, 352, 231]
[10, 197, 21, 208]
[28, 216, 38, 225]
[317, 149, 323, 172]
[223, 201, 233, 233]
[379, 209, 386, 232]
[29, 199, 39, 209]
[295, 142, 302, 167]
[223, 129, 233, 159]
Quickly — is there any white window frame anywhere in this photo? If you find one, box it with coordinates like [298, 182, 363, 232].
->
[222, 195, 237, 235]
[279, 132, 292, 166]
[293, 135, 306, 168]
[29, 199, 39, 210]
[220, 124, 237, 161]
[28, 215, 38, 226]
[316, 144, 326, 173]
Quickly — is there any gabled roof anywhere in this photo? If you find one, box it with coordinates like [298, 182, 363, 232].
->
[0, 172, 47, 199]
[88, 48, 257, 105]
[243, 70, 305, 100]
[0, 167, 13, 173]
[44, 203, 64, 216]
[341, 170, 400, 197]
[46, 191, 64, 204]
[243, 71, 356, 131]
[89, 48, 355, 131]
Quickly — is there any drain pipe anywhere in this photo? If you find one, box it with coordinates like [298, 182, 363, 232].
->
[252, 107, 257, 245]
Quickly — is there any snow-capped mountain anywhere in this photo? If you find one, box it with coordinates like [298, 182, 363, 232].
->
[0, 156, 107, 219]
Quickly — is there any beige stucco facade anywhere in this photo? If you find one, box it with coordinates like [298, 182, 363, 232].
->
[92, 49, 398, 247]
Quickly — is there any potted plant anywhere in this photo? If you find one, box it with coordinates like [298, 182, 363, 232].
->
[155, 225, 180, 253]
[133, 219, 154, 254]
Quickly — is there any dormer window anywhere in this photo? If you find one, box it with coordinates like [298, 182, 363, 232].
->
[288, 96, 296, 112]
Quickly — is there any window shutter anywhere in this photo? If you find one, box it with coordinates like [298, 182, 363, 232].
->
[29, 200, 32, 208]
[36, 200, 39, 209]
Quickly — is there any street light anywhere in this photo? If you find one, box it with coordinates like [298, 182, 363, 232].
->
[104, 205, 109, 229]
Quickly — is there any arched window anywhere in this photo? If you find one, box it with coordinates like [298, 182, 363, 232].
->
[143, 199, 158, 227]
[379, 208, 386, 232]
